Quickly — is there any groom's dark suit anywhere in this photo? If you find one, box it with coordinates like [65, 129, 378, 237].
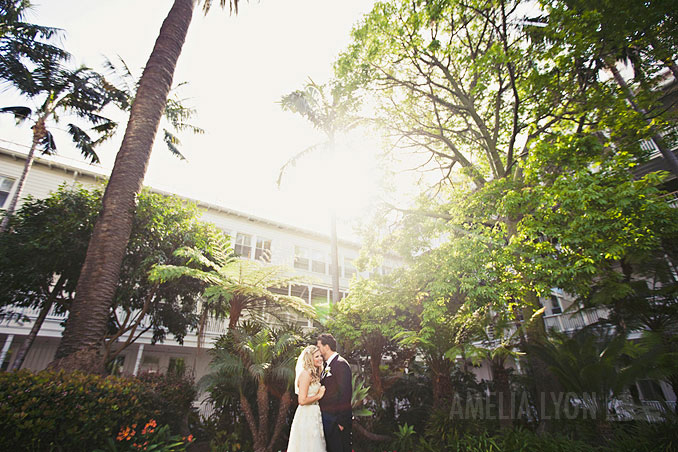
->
[319, 354, 352, 452]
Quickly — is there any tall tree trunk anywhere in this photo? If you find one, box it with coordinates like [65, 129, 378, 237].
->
[330, 208, 341, 304]
[521, 297, 562, 433]
[0, 117, 46, 233]
[50, 0, 196, 373]
[365, 335, 385, 398]
[605, 59, 678, 178]
[268, 391, 291, 452]
[9, 275, 65, 371]
[228, 301, 243, 330]
[329, 131, 341, 305]
[491, 357, 513, 430]
[430, 356, 454, 410]
[256, 384, 270, 451]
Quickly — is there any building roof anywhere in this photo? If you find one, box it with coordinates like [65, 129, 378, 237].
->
[0, 142, 362, 249]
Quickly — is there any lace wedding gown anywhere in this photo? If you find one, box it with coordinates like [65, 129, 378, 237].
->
[287, 381, 326, 452]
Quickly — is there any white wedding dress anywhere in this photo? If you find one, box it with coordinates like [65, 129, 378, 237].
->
[286, 381, 326, 452]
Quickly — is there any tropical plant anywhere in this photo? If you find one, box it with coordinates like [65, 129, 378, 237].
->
[529, 328, 655, 433]
[0, 63, 123, 232]
[0, 0, 69, 90]
[150, 242, 316, 340]
[200, 326, 300, 452]
[102, 56, 204, 160]
[52, 0, 243, 373]
[279, 78, 363, 305]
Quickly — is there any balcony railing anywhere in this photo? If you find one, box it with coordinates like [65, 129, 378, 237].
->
[543, 308, 607, 333]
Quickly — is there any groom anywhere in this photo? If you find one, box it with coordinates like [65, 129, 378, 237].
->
[317, 333, 352, 452]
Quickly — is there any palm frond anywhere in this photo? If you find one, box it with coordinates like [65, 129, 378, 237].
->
[0, 105, 32, 122]
[66, 123, 100, 163]
[38, 130, 56, 155]
[162, 129, 187, 160]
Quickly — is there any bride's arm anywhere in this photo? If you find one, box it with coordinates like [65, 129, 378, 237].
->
[297, 370, 324, 405]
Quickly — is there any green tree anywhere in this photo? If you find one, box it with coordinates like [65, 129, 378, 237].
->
[150, 244, 316, 336]
[0, 64, 122, 232]
[330, 274, 419, 399]
[53, 0, 241, 373]
[201, 326, 300, 452]
[0, 0, 69, 90]
[0, 185, 220, 370]
[0, 185, 100, 370]
[535, 0, 678, 176]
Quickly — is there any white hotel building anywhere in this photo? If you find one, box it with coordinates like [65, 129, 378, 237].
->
[0, 143, 397, 382]
[1, 142, 675, 417]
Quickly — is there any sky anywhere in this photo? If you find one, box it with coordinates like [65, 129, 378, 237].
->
[0, 0, 385, 240]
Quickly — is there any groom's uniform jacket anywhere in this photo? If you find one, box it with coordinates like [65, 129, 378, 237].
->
[319, 354, 352, 425]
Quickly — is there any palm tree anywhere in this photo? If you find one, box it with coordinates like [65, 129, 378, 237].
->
[0, 0, 69, 91]
[279, 79, 362, 305]
[201, 326, 299, 452]
[0, 64, 122, 232]
[529, 328, 654, 436]
[102, 56, 204, 160]
[52, 0, 241, 373]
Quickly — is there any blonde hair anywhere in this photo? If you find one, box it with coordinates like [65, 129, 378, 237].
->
[300, 345, 321, 384]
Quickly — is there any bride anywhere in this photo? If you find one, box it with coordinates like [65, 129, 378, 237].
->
[287, 345, 326, 452]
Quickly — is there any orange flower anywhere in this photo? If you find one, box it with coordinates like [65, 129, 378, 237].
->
[187, 434, 194, 443]
[142, 419, 157, 435]
[116, 426, 135, 441]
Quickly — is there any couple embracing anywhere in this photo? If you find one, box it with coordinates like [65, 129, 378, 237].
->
[287, 333, 352, 452]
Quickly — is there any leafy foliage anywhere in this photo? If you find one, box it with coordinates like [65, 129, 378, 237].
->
[0, 370, 161, 451]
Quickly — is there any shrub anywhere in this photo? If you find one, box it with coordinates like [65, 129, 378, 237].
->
[0, 370, 158, 451]
[0, 370, 195, 451]
[136, 372, 197, 435]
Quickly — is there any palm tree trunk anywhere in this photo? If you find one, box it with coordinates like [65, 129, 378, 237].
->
[0, 117, 46, 233]
[9, 275, 65, 371]
[256, 384, 269, 451]
[240, 393, 260, 448]
[51, 0, 196, 373]
[268, 391, 291, 451]
[330, 208, 341, 304]
[228, 301, 243, 330]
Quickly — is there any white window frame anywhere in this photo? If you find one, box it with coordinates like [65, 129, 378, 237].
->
[255, 237, 272, 262]
[0, 175, 16, 209]
[234, 233, 252, 259]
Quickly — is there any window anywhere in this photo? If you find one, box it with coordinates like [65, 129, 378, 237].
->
[107, 355, 125, 375]
[0, 176, 15, 208]
[168, 357, 186, 377]
[140, 355, 160, 374]
[344, 258, 357, 279]
[311, 287, 329, 307]
[255, 237, 272, 262]
[311, 249, 326, 274]
[549, 295, 562, 315]
[291, 284, 310, 303]
[294, 246, 310, 270]
[234, 233, 252, 259]
[1, 349, 12, 371]
[637, 380, 666, 401]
